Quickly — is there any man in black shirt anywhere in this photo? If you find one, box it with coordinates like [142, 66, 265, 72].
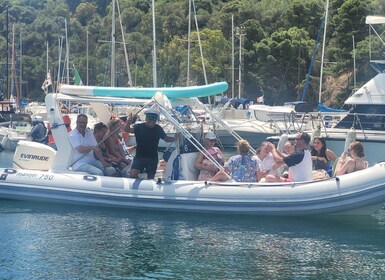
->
[125, 109, 178, 179]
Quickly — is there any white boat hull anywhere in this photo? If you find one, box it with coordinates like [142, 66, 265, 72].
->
[1, 164, 385, 215]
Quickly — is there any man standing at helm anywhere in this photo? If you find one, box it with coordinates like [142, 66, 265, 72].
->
[125, 108, 178, 179]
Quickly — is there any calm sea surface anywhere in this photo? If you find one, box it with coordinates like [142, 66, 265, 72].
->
[1, 149, 385, 279]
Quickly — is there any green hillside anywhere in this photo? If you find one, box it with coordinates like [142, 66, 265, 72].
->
[0, 0, 383, 109]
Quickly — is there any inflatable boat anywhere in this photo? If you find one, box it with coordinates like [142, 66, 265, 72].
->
[1, 91, 385, 216]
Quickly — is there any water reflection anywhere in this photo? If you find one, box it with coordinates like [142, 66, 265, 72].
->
[1, 199, 385, 279]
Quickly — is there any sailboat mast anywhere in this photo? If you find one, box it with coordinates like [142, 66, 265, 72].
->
[111, 0, 116, 87]
[86, 27, 89, 85]
[186, 0, 191, 86]
[57, 37, 62, 89]
[192, 0, 207, 85]
[152, 0, 157, 87]
[318, 0, 329, 104]
[6, 7, 9, 99]
[352, 35, 356, 89]
[65, 18, 70, 84]
[116, 0, 132, 87]
[20, 31, 22, 103]
[231, 15, 235, 99]
[11, 23, 20, 105]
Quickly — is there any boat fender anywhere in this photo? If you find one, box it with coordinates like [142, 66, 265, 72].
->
[83, 175, 97, 182]
[344, 128, 356, 153]
[276, 133, 289, 152]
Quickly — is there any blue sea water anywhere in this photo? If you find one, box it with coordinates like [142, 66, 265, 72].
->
[1, 149, 385, 279]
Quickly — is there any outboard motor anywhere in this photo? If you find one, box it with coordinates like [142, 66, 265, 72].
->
[13, 140, 56, 171]
[30, 121, 48, 144]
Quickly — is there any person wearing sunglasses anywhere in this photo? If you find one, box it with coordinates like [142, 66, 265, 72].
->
[270, 132, 312, 182]
[125, 109, 178, 179]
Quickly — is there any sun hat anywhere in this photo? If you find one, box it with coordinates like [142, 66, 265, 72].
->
[144, 108, 160, 116]
[205, 131, 217, 140]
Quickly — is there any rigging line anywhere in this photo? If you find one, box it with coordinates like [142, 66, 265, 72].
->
[116, 0, 132, 87]
[300, 15, 326, 102]
[273, 47, 296, 106]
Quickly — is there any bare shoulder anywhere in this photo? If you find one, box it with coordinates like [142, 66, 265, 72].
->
[326, 149, 337, 159]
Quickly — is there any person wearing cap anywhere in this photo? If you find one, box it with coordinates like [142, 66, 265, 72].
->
[194, 132, 225, 181]
[270, 132, 312, 182]
[125, 108, 178, 179]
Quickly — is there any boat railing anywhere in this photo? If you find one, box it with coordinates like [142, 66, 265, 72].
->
[311, 110, 385, 138]
[155, 97, 223, 171]
[153, 96, 228, 177]
[201, 104, 257, 155]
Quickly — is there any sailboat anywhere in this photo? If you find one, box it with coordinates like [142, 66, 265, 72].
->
[0, 24, 33, 150]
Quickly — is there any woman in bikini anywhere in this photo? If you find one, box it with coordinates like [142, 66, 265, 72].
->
[335, 141, 368, 176]
[194, 132, 225, 181]
[105, 119, 134, 177]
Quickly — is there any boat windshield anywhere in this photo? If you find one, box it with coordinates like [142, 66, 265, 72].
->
[334, 104, 385, 131]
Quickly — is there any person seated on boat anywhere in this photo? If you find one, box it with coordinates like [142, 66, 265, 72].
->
[265, 140, 295, 182]
[105, 119, 134, 177]
[311, 137, 337, 174]
[283, 140, 295, 156]
[124, 108, 179, 179]
[255, 141, 281, 181]
[194, 131, 225, 181]
[93, 122, 120, 177]
[69, 114, 116, 176]
[270, 132, 313, 182]
[211, 139, 261, 182]
[334, 141, 368, 176]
